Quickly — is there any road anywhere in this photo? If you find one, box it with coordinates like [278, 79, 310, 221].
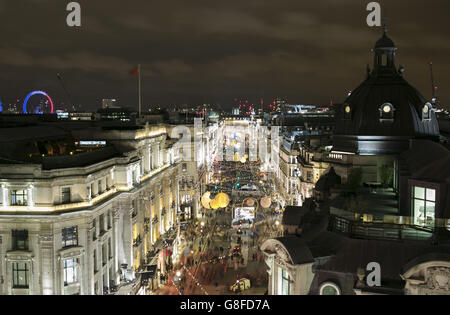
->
[154, 161, 282, 295]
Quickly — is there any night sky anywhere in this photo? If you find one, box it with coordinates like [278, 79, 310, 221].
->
[0, 0, 449, 111]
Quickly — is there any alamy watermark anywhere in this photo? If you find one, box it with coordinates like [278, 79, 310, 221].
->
[66, 2, 81, 27]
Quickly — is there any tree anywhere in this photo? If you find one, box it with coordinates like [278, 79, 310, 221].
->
[380, 164, 394, 187]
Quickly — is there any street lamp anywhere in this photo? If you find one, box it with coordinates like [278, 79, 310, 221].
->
[176, 270, 181, 278]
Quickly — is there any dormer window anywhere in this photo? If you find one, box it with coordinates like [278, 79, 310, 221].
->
[422, 102, 432, 121]
[379, 102, 395, 122]
[343, 103, 352, 120]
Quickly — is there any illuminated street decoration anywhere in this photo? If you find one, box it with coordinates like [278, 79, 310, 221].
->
[23, 90, 54, 114]
[201, 192, 212, 209]
[260, 196, 272, 208]
[214, 192, 230, 208]
[210, 198, 220, 210]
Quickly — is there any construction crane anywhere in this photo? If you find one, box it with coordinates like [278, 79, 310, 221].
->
[56, 72, 74, 111]
[429, 62, 438, 105]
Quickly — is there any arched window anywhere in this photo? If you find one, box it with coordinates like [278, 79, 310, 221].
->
[422, 102, 432, 121]
[342, 103, 352, 120]
[319, 282, 341, 295]
[379, 102, 395, 122]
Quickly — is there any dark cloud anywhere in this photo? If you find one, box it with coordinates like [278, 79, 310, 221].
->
[0, 0, 449, 110]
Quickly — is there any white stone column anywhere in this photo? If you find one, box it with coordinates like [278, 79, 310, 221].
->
[39, 234, 54, 295]
[2, 185, 8, 207]
[27, 185, 34, 208]
[112, 209, 120, 285]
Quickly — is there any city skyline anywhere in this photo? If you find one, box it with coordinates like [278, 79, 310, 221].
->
[0, 0, 449, 111]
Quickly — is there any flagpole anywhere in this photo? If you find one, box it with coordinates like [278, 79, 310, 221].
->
[138, 64, 142, 118]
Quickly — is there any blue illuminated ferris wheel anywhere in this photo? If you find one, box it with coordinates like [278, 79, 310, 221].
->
[23, 90, 54, 114]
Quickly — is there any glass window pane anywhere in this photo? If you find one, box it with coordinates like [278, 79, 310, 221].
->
[414, 187, 425, 199]
[425, 201, 435, 219]
[426, 188, 435, 202]
[414, 199, 425, 219]
[322, 285, 338, 295]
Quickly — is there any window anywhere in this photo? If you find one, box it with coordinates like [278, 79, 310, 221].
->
[102, 243, 107, 266]
[281, 269, 291, 295]
[11, 190, 27, 206]
[182, 163, 187, 173]
[379, 103, 395, 122]
[93, 249, 98, 272]
[412, 186, 435, 225]
[319, 282, 341, 295]
[12, 262, 29, 288]
[98, 180, 102, 194]
[307, 171, 313, 182]
[92, 218, 97, 241]
[107, 211, 112, 229]
[12, 230, 28, 251]
[61, 187, 71, 204]
[62, 226, 78, 248]
[99, 214, 105, 233]
[64, 258, 78, 286]
[108, 238, 112, 259]
[90, 184, 94, 198]
[342, 103, 352, 120]
[422, 102, 432, 121]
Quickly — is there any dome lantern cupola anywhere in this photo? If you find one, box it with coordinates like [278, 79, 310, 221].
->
[372, 25, 398, 75]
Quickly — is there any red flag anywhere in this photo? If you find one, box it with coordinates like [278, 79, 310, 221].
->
[129, 66, 139, 75]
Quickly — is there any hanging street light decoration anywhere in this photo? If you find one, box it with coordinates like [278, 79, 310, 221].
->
[201, 192, 212, 209]
[246, 198, 256, 207]
[260, 196, 272, 209]
[215, 192, 230, 208]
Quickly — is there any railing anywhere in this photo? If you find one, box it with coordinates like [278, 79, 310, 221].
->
[328, 215, 437, 241]
[328, 208, 450, 242]
[330, 207, 450, 229]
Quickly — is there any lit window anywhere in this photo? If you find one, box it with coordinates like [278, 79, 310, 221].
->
[422, 102, 432, 121]
[412, 186, 435, 225]
[12, 262, 29, 288]
[379, 103, 395, 122]
[281, 269, 291, 295]
[64, 258, 78, 286]
[11, 190, 27, 206]
[342, 103, 352, 120]
[319, 282, 341, 295]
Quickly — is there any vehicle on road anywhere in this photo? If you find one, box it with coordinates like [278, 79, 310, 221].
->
[230, 278, 251, 293]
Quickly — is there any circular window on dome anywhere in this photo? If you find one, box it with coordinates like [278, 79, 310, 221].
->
[342, 103, 352, 120]
[319, 282, 341, 295]
[379, 103, 395, 122]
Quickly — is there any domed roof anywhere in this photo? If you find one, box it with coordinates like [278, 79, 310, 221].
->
[375, 28, 395, 48]
[333, 29, 440, 154]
